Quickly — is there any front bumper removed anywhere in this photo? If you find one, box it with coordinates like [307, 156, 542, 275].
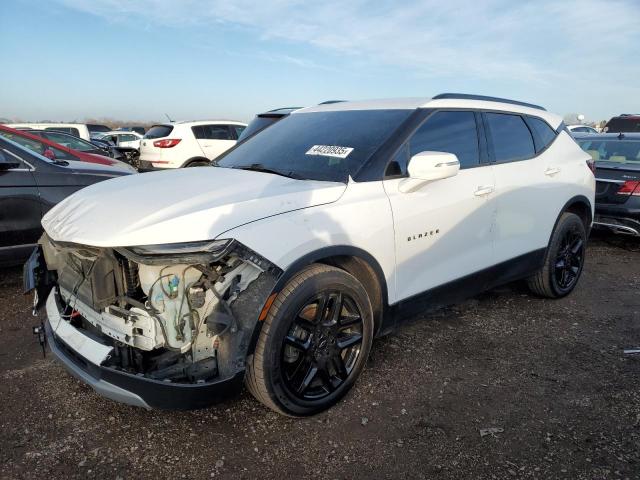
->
[44, 290, 244, 410]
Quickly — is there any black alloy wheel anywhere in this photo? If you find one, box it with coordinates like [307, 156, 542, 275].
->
[553, 230, 584, 290]
[245, 264, 374, 416]
[281, 291, 364, 401]
[527, 212, 587, 298]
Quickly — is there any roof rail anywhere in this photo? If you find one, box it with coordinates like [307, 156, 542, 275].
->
[432, 93, 546, 111]
[318, 100, 347, 105]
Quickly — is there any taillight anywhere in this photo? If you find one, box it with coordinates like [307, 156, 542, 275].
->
[153, 139, 181, 148]
[617, 180, 640, 196]
[586, 159, 596, 174]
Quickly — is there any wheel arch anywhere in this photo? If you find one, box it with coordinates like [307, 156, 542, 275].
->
[555, 195, 593, 235]
[246, 245, 389, 356]
[181, 156, 210, 168]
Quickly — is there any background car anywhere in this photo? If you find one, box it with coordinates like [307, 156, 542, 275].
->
[0, 136, 132, 266]
[137, 120, 247, 170]
[567, 124, 599, 134]
[24, 129, 113, 156]
[603, 114, 640, 133]
[237, 107, 301, 143]
[575, 132, 640, 236]
[3, 123, 107, 141]
[116, 126, 146, 135]
[86, 136, 128, 162]
[97, 131, 143, 150]
[0, 125, 136, 170]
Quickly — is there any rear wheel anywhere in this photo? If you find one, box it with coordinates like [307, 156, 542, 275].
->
[246, 264, 373, 416]
[527, 212, 586, 298]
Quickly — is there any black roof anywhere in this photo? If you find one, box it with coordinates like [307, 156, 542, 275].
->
[433, 93, 546, 111]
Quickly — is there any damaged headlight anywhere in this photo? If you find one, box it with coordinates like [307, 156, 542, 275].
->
[119, 239, 233, 264]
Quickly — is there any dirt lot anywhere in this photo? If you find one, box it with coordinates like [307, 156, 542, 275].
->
[1, 234, 639, 480]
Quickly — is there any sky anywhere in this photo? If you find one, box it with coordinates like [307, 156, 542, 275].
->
[1, 0, 638, 123]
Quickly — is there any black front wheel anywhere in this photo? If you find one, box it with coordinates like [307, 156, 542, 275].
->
[528, 212, 587, 298]
[246, 264, 374, 416]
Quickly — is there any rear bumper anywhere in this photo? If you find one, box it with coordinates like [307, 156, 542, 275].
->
[594, 203, 640, 236]
[137, 160, 175, 172]
[45, 290, 245, 410]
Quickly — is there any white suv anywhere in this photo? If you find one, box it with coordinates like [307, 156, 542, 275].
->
[138, 120, 246, 170]
[28, 94, 594, 416]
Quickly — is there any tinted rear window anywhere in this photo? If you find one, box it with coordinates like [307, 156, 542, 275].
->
[525, 116, 557, 152]
[578, 139, 640, 164]
[485, 113, 535, 162]
[87, 124, 111, 133]
[605, 117, 640, 133]
[145, 125, 174, 139]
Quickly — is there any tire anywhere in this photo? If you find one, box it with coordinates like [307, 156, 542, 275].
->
[246, 264, 374, 416]
[185, 159, 210, 167]
[527, 212, 587, 298]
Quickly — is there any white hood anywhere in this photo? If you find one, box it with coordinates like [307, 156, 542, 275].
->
[42, 167, 346, 247]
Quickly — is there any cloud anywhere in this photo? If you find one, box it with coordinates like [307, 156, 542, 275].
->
[58, 0, 640, 85]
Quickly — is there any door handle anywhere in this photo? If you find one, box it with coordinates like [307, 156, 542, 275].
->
[545, 167, 561, 176]
[474, 185, 494, 196]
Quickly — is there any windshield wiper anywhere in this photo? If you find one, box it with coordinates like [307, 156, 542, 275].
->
[232, 163, 301, 179]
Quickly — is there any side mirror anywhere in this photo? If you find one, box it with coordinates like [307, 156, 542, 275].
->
[0, 150, 20, 170]
[43, 148, 56, 161]
[400, 151, 460, 193]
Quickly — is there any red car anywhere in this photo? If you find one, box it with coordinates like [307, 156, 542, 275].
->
[0, 125, 128, 167]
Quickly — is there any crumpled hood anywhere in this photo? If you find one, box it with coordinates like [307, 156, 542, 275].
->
[42, 167, 346, 247]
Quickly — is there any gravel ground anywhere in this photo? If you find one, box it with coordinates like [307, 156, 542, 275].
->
[1, 234, 639, 480]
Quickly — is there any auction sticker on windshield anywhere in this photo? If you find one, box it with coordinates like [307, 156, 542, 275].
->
[306, 145, 354, 159]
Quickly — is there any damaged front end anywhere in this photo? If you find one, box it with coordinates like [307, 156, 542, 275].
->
[31, 234, 280, 409]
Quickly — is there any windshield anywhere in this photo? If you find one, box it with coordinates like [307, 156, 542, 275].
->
[578, 139, 640, 166]
[216, 109, 413, 182]
[237, 116, 282, 142]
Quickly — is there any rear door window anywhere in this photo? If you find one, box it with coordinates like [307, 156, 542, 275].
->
[145, 125, 174, 139]
[193, 125, 233, 140]
[206, 125, 232, 140]
[409, 111, 480, 169]
[484, 113, 535, 162]
[230, 125, 245, 139]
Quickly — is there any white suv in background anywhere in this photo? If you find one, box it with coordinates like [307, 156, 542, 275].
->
[138, 120, 246, 170]
[29, 94, 594, 416]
